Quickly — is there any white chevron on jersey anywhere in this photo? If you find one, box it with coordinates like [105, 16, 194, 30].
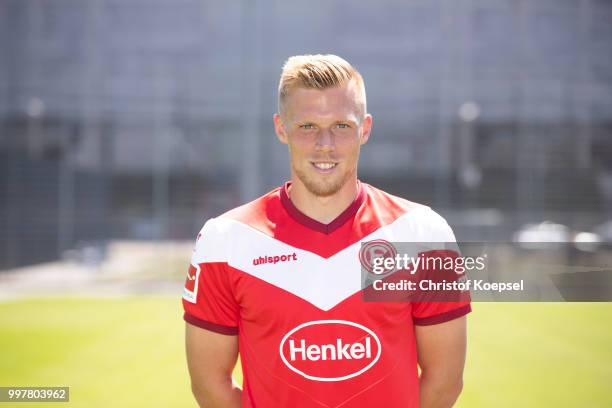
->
[191, 206, 455, 311]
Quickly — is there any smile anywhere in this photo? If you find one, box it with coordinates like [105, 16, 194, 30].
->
[312, 162, 338, 171]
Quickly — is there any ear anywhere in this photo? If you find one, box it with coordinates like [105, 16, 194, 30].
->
[359, 114, 373, 145]
[273, 113, 289, 144]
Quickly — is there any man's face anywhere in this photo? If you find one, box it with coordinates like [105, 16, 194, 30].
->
[274, 82, 372, 197]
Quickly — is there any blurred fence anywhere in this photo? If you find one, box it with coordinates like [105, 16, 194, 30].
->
[1, 0, 611, 269]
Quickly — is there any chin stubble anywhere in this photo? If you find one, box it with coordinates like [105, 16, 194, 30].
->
[293, 164, 355, 198]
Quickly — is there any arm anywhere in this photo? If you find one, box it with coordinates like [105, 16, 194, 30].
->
[415, 316, 467, 408]
[185, 322, 242, 408]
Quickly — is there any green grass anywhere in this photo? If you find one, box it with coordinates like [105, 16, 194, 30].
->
[0, 298, 610, 407]
[457, 303, 612, 408]
[0, 297, 199, 408]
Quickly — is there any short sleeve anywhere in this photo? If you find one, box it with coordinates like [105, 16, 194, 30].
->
[412, 302, 471, 326]
[411, 212, 472, 326]
[182, 219, 239, 335]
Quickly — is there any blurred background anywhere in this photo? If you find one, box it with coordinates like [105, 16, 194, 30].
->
[0, 1, 611, 407]
[2, 0, 612, 270]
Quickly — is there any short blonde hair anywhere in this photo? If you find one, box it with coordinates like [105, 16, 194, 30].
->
[278, 54, 367, 118]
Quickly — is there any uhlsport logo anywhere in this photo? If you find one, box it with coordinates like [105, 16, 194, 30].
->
[359, 239, 397, 275]
[279, 320, 382, 382]
[253, 252, 297, 266]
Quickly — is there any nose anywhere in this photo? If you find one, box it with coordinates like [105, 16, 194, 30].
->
[315, 128, 334, 152]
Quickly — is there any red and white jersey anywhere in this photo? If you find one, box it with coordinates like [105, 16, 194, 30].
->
[182, 182, 471, 408]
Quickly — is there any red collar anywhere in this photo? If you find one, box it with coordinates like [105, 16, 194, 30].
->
[280, 181, 366, 234]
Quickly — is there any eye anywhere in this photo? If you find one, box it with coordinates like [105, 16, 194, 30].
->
[300, 124, 315, 130]
[336, 123, 350, 129]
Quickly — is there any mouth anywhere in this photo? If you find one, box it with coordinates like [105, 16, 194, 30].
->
[311, 162, 338, 173]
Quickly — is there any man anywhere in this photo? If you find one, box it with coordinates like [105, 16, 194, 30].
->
[183, 54, 470, 407]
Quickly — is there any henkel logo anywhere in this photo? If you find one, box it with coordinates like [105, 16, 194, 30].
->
[279, 320, 382, 382]
[253, 252, 297, 266]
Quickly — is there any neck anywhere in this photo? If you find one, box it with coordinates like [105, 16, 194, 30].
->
[287, 177, 359, 225]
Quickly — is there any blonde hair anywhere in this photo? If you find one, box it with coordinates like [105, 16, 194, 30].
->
[278, 54, 366, 118]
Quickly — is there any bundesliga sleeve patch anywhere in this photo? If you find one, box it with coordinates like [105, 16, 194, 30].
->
[183, 263, 200, 303]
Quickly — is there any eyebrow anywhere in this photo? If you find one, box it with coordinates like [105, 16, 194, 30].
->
[294, 118, 359, 126]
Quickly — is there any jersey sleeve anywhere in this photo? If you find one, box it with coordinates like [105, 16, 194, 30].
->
[412, 300, 471, 326]
[182, 219, 239, 335]
[411, 211, 472, 326]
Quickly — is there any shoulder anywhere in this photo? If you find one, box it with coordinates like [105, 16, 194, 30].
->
[363, 183, 456, 242]
[192, 186, 282, 249]
[218, 186, 282, 227]
[364, 183, 428, 214]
